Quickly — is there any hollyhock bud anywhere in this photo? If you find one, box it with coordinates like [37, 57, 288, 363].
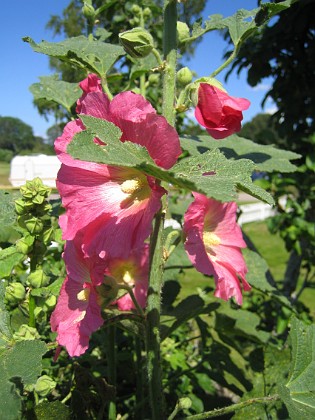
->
[27, 269, 48, 289]
[177, 67, 193, 86]
[119, 27, 154, 58]
[34, 375, 56, 397]
[177, 21, 190, 44]
[13, 324, 40, 341]
[5, 282, 26, 305]
[195, 83, 250, 139]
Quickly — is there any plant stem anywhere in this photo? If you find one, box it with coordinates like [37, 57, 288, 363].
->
[210, 47, 238, 78]
[146, 207, 166, 419]
[185, 395, 281, 419]
[106, 326, 117, 420]
[162, 0, 178, 126]
[145, 2, 178, 418]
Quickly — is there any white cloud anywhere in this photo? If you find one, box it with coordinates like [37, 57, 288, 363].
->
[251, 83, 271, 92]
[264, 105, 278, 115]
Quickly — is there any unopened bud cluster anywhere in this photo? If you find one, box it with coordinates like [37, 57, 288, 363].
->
[15, 178, 53, 243]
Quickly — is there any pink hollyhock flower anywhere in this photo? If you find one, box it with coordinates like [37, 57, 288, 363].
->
[195, 83, 250, 139]
[50, 241, 105, 357]
[108, 244, 149, 311]
[54, 75, 181, 260]
[184, 193, 250, 305]
[56, 165, 165, 260]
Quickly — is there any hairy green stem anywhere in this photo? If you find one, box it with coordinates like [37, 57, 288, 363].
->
[162, 0, 178, 125]
[145, 2, 178, 418]
[146, 207, 166, 419]
[185, 395, 281, 419]
[210, 48, 238, 78]
[106, 326, 117, 420]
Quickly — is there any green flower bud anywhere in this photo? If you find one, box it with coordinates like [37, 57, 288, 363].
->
[15, 198, 33, 215]
[44, 294, 57, 311]
[177, 21, 190, 44]
[5, 282, 26, 304]
[178, 397, 192, 410]
[119, 27, 154, 58]
[82, 2, 96, 20]
[148, 73, 160, 85]
[143, 7, 151, 18]
[20, 178, 51, 200]
[131, 4, 141, 14]
[23, 216, 44, 234]
[27, 269, 48, 289]
[34, 375, 56, 397]
[13, 324, 40, 341]
[177, 67, 193, 86]
[15, 235, 34, 254]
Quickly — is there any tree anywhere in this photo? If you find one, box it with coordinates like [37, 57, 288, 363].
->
[0, 116, 36, 154]
[226, 0, 315, 298]
[226, 0, 315, 145]
[240, 113, 286, 146]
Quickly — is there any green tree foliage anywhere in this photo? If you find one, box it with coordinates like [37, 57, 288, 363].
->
[226, 0, 315, 144]
[226, 0, 315, 297]
[0, 117, 35, 154]
[0, 116, 53, 159]
[240, 113, 286, 146]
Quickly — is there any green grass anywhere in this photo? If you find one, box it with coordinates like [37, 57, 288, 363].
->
[0, 162, 10, 185]
[242, 220, 290, 282]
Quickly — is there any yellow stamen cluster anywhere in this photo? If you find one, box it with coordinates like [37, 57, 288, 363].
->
[77, 288, 91, 302]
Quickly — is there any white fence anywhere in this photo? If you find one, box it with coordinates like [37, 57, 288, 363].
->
[238, 202, 276, 226]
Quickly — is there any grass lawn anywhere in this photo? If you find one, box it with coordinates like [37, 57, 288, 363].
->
[0, 162, 10, 185]
[242, 220, 290, 282]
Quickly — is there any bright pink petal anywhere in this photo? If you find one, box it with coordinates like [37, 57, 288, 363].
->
[50, 241, 105, 357]
[50, 278, 103, 357]
[57, 164, 165, 259]
[184, 193, 250, 304]
[195, 83, 250, 140]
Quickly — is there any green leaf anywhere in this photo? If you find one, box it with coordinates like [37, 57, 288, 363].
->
[188, 1, 295, 47]
[243, 249, 291, 307]
[0, 247, 25, 278]
[30, 75, 81, 113]
[180, 134, 300, 173]
[0, 281, 13, 348]
[3, 340, 47, 385]
[233, 345, 290, 419]
[0, 339, 47, 419]
[0, 190, 19, 226]
[23, 36, 125, 79]
[161, 295, 219, 340]
[0, 365, 21, 420]
[35, 401, 70, 420]
[279, 317, 315, 418]
[68, 117, 273, 203]
[216, 306, 270, 344]
[173, 151, 274, 204]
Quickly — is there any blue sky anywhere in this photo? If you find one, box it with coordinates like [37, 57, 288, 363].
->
[0, 1, 274, 138]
